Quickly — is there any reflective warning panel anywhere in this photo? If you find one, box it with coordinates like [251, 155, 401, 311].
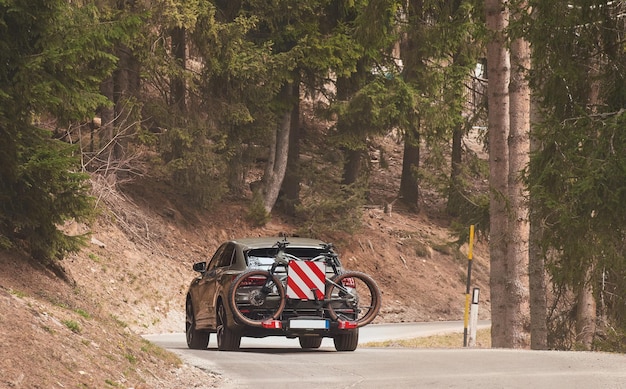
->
[286, 260, 325, 300]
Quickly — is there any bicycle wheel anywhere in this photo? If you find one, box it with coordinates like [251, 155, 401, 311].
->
[228, 270, 286, 327]
[325, 271, 381, 327]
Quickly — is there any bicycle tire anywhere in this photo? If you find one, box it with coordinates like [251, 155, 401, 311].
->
[325, 271, 381, 327]
[228, 270, 286, 327]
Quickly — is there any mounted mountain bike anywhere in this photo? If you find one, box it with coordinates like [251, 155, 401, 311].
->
[227, 238, 381, 329]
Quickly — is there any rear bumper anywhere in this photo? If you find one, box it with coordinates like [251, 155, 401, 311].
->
[237, 318, 357, 339]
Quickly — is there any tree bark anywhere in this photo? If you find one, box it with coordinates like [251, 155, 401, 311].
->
[486, 0, 510, 348]
[574, 55, 601, 351]
[280, 80, 301, 216]
[103, 0, 139, 164]
[397, 0, 422, 212]
[170, 26, 187, 113]
[399, 124, 420, 211]
[446, 122, 463, 217]
[227, 143, 245, 197]
[336, 70, 366, 187]
[576, 270, 597, 349]
[529, 100, 548, 350]
[446, 43, 471, 217]
[506, 2, 531, 348]
[112, 46, 128, 161]
[99, 76, 114, 151]
[342, 149, 363, 186]
[263, 83, 293, 214]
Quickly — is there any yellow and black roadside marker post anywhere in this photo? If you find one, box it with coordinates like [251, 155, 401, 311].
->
[463, 225, 475, 347]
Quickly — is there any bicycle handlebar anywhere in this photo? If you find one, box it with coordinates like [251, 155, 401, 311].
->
[272, 239, 339, 268]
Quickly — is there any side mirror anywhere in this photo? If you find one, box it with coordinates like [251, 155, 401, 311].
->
[192, 262, 207, 273]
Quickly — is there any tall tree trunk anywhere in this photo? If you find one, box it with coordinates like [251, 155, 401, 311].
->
[336, 69, 367, 187]
[574, 57, 602, 350]
[280, 79, 301, 216]
[227, 141, 245, 197]
[397, 0, 421, 212]
[170, 26, 187, 113]
[399, 124, 420, 211]
[446, 121, 463, 217]
[446, 43, 471, 217]
[99, 76, 115, 151]
[528, 206, 548, 349]
[104, 0, 139, 165]
[486, 0, 510, 348]
[529, 100, 548, 350]
[342, 149, 363, 186]
[507, 5, 531, 348]
[263, 83, 293, 214]
[576, 269, 596, 349]
[112, 46, 129, 161]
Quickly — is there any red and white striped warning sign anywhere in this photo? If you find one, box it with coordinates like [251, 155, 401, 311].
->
[286, 260, 326, 300]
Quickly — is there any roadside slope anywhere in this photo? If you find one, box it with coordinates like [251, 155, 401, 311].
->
[0, 250, 220, 388]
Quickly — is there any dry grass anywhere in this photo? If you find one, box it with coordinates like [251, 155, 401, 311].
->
[364, 328, 492, 349]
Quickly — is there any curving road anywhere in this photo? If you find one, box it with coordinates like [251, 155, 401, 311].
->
[144, 322, 626, 388]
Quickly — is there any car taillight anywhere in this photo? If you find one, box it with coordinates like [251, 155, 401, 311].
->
[341, 277, 356, 288]
[262, 319, 282, 329]
[238, 275, 267, 287]
[338, 320, 358, 329]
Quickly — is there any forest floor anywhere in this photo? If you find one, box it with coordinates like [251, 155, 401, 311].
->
[0, 134, 491, 388]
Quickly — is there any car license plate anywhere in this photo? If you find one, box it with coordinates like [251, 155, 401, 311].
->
[289, 319, 329, 330]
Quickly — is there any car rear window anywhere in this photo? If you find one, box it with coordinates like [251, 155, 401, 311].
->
[246, 247, 328, 268]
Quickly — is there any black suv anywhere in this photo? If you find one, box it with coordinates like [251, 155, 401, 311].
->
[185, 237, 380, 351]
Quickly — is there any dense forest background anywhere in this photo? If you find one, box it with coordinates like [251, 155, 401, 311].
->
[1, 0, 625, 351]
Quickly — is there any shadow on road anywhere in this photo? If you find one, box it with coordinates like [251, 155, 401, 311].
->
[203, 347, 336, 354]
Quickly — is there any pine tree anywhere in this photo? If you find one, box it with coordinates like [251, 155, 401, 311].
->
[528, 0, 626, 349]
[0, 1, 117, 261]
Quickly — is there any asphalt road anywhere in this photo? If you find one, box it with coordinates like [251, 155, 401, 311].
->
[144, 322, 626, 388]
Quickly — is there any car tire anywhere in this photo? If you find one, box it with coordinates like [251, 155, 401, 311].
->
[217, 302, 241, 351]
[186, 298, 209, 349]
[299, 336, 323, 349]
[333, 329, 359, 352]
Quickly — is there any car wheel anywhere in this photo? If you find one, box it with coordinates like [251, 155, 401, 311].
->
[299, 336, 323, 349]
[217, 302, 241, 351]
[186, 298, 209, 349]
[333, 329, 359, 352]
